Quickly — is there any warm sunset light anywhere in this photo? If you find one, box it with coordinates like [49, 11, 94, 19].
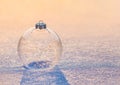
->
[0, 0, 120, 39]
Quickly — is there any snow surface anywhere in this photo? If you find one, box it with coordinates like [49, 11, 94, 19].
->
[0, 37, 120, 85]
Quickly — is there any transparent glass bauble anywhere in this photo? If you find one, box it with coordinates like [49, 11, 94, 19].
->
[17, 25, 62, 71]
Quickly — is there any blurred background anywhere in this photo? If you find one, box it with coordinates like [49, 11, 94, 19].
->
[0, 0, 120, 41]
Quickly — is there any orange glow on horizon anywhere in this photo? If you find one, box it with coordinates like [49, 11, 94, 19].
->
[0, 0, 120, 38]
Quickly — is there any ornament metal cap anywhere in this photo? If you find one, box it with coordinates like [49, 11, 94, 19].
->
[35, 20, 46, 29]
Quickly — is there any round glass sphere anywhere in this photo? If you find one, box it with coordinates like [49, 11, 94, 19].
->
[17, 25, 62, 71]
